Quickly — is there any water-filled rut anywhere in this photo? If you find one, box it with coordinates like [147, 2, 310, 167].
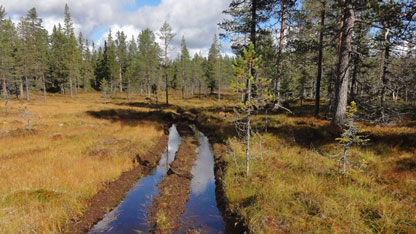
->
[177, 129, 225, 233]
[89, 124, 226, 233]
[89, 125, 181, 233]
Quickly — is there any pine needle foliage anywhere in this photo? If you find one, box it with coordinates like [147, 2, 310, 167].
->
[231, 43, 272, 176]
[336, 101, 369, 173]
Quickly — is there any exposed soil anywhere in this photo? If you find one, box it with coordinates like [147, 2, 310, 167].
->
[65, 133, 169, 234]
[148, 125, 199, 233]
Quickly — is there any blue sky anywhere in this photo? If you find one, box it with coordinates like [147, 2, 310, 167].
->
[0, 0, 233, 57]
[122, 0, 161, 12]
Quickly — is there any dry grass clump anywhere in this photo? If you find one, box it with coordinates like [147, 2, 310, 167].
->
[0, 93, 164, 233]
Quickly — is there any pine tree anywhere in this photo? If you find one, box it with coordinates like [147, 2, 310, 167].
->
[192, 52, 205, 98]
[220, 0, 275, 52]
[159, 22, 175, 105]
[332, 0, 355, 126]
[105, 29, 118, 95]
[0, 6, 17, 112]
[124, 36, 137, 98]
[138, 29, 161, 100]
[115, 30, 127, 93]
[232, 43, 272, 176]
[79, 35, 94, 92]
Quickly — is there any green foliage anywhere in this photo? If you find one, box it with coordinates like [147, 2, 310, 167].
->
[336, 101, 369, 173]
[136, 28, 160, 97]
[232, 43, 273, 110]
[99, 78, 109, 100]
[231, 43, 273, 176]
[336, 101, 369, 147]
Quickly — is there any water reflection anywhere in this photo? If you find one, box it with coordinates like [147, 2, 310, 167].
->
[89, 125, 181, 234]
[178, 131, 225, 233]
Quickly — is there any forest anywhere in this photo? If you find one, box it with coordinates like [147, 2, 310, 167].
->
[0, 0, 416, 233]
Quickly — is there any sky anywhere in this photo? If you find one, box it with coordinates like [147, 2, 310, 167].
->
[0, 0, 233, 57]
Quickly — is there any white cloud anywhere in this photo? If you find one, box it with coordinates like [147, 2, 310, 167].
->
[0, 0, 233, 57]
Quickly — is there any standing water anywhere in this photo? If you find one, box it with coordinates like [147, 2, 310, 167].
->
[177, 130, 225, 233]
[89, 125, 181, 234]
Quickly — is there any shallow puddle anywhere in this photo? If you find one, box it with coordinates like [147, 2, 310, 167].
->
[177, 130, 225, 233]
[89, 125, 181, 234]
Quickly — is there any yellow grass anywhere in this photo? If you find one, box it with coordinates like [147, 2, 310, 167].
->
[0, 93, 164, 233]
[169, 97, 416, 233]
[220, 105, 416, 233]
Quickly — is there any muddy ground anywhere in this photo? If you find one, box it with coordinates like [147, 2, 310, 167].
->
[148, 124, 199, 233]
[65, 134, 169, 234]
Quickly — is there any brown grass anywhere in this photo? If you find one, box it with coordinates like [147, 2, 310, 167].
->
[0, 93, 164, 233]
[1, 91, 415, 234]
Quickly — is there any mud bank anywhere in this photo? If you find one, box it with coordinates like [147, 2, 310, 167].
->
[65, 133, 169, 234]
[148, 124, 199, 233]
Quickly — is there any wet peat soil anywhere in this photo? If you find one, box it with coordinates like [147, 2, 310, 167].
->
[147, 124, 199, 233]
[65, 133, 169, 234]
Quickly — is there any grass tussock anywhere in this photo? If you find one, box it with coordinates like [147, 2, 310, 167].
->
[0, 93, 164, 233]
[221, 110, 416, 233]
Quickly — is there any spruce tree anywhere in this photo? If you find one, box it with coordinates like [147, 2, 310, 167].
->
[207, 35, 221, 95]
[179, 36, 190, 99]
[63, 4, 81, 97]
[0, 6, 17, 112]
[49, 25, 67, 93]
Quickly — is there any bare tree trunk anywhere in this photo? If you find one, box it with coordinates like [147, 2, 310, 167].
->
[14, 79, 19, 99]
[165, 42, 169, 105]
[2, 72, 6, 97]
[274, 1, 287, 105]
[42, 73, 46, 100]
[218, 60, 221, 101]
[165, 72, 169, 105]
[246, 61, 252, 177]
[83, 77, 87, 92]
[119, 66, 123, 92]
[69, 75, 73, 98]
[199, 80, 202, 99]
[315, 1, 325, 117]
[126, 78, 130, 100]
[350, 20, 363, 102]
[2, 72, 8, 114]
[25, 76, 30, 101]
[156, 83, 159, 104]
[350, 56, 358, 101]
[218, 77, 221, 101]
[332, 0, 354, 126]
[405, 86, 408, 103]
[246, 114, 251, 176]
[379, 30, 390, 121]
[147, 82, 151, 99]
[330, 2, 345, 115]
[74, 77, 78, 96]
[181, 81, 185, 99]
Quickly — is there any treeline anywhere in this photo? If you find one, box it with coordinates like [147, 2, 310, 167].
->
[221, 0, 416, 124]
[0, 4, 233, 104]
